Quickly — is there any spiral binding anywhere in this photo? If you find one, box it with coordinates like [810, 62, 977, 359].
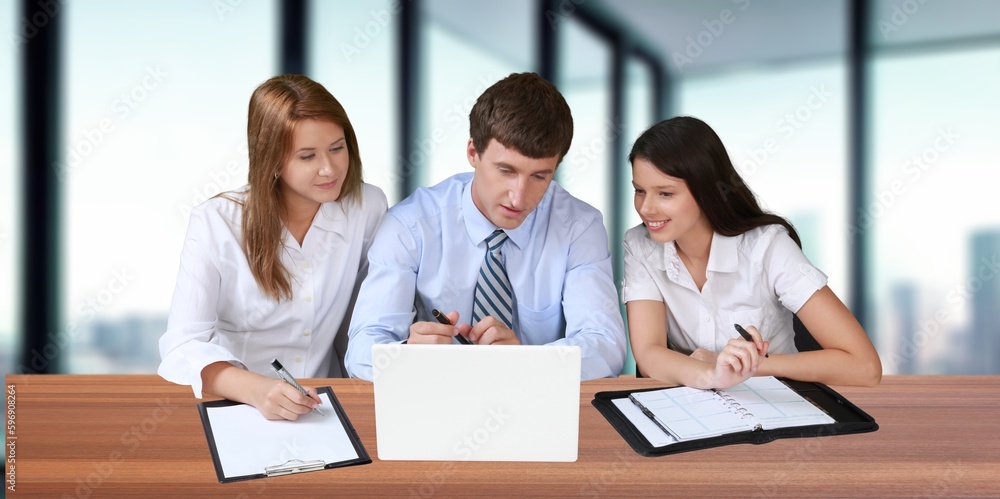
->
[715, 391, 763, 431]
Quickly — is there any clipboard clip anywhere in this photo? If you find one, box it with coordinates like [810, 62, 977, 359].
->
[264, 459, 327, 477]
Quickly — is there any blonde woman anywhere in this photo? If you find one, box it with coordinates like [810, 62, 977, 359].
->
[158, 75, 386, 420]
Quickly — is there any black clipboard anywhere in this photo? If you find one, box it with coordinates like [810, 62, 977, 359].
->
[198, 386, 371, 482]
[592, 378, 878, 457]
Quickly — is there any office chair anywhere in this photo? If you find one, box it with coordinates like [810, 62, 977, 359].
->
[792, 314, 823, 352]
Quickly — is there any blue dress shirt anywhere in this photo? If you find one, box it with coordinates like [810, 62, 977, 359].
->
[346, 172, 626, 380]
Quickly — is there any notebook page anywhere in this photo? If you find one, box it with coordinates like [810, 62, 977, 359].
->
[205, 391, 359, 479]
[629, 387, 750, 440]
[721, 377, 835, 429]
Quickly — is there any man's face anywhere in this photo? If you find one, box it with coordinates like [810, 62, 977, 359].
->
[468, 138, 559, 230]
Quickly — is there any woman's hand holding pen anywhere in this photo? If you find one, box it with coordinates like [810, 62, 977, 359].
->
[249, 376, 323, 421]
[201, 362, 322, 421]
[696, 325, 769, 390]
[408, 310, 473, 344]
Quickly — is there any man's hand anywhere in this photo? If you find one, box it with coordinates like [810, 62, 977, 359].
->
[408, 311, 472, 344]
[467, 316, 520, 345]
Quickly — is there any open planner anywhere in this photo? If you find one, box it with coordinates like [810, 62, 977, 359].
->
[593, 376, 878, 456]
[198, 386, 371, 482]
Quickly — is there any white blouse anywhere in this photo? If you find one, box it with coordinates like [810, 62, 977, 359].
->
[158, 183, 387, 397]
[622, 224, 828, 356]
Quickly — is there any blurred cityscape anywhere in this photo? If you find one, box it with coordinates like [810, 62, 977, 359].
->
[3, 315, 164, 376]
[2, 1, 999, 377]
[885, 229, 1000, 375]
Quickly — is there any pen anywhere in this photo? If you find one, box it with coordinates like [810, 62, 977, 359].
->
[628, 394, 681, 441]
[270, 359, 324, 415]
[431, 309, 472, 345]
[734, 324, 768, 358]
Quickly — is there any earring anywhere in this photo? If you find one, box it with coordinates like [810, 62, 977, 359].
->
[273, 172, 279, 180]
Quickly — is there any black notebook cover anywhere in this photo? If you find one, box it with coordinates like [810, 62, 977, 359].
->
[198, 386, 372, 482]
[592, 378, 878, 457]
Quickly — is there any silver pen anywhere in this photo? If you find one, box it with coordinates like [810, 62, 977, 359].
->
[270, 359, 324, 415]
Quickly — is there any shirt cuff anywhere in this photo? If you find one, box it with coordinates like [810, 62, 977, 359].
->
[158, 342, 246, 398]
[622, 283, 664, 304]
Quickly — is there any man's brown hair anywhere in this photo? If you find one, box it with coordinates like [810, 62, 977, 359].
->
[469, 72, 573, 161]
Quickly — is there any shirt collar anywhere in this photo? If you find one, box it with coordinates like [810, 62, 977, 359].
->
[707, 232, 740, 273]
[460, 175, 553, 249]
[657, 230, 740, 275]
[462, 177, 498, 246]
[310, 200, 347, 236]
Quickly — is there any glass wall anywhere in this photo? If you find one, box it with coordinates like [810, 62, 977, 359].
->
[870, 46, 1000, 374]
[679, 62, 850, 303]
[423, 0, 533, 187]
[1, 0, 19, 375]
[557, 17, 613, 223]
[619, 57, 658, 375]
[621, 58, 656, 243]
[6, 0, 997, 377]
[310, 0, 399, 203]
[61, 0, 277, 373]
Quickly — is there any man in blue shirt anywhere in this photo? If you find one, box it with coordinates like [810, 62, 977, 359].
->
[345, 72, 626, 381]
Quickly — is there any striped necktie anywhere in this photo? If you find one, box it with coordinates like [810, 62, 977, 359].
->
[472, 229, 513, 329]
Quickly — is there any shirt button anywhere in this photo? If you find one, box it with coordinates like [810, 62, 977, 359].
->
[294, 356, 302, 363]
[704, 317, 710, 322]
[303, 329, 311, 337]
[302, 261, 311, 269]
[304, 296, 312, 303]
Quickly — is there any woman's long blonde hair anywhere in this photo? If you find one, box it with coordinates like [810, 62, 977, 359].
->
[243, 74, 364, 301]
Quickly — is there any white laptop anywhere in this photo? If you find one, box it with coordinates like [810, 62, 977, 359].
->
[372, 344, 581, 462]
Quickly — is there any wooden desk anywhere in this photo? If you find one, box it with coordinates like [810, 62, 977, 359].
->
[5, 375, 998, 497]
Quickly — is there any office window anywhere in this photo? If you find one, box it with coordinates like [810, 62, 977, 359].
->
[423, 0, 532, 187]
[62, 1, 277, 373]
[617, 57, 657, 376]
[621, 58, 656, 236]
[2, 0, 19, 374]
[558, 18, 612, 224]
[309, 0, 399, 203]
[870, 47, 1000, 374]
[678, 62, 849, 303]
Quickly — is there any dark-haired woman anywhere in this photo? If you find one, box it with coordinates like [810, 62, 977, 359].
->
[624, 116, 881, 390]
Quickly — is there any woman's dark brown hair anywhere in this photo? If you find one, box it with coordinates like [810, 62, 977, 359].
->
[629, 116, 801, 247]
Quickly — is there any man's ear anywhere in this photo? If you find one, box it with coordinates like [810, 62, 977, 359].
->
[466, 139, 479, 168]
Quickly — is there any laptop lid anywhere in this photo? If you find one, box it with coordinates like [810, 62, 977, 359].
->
[372, 344, 581, 462]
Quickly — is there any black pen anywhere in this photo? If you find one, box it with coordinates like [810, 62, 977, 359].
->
[734, 324, 768, 358]
[629, 394, 680, 441]
[270, 359, 324, 415]
[432, 309, 472, 345]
